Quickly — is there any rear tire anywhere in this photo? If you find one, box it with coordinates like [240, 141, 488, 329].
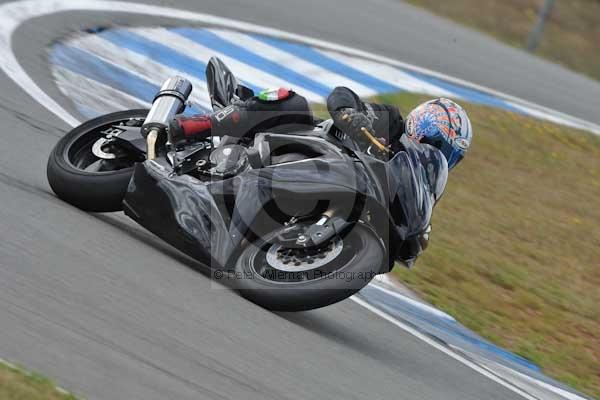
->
[47, 110, 148, 212]
[233, 223, 385, 311]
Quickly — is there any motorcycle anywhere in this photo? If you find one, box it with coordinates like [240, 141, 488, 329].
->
[47, 57, 444, 311]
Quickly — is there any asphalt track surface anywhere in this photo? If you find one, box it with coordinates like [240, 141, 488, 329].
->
[0, 1, 597, 399]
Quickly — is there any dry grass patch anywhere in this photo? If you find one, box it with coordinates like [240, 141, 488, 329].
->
[377, 92, 600, 398]
[0, 362, 78, 400]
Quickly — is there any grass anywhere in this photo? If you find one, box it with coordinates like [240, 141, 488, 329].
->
[375, 92, 600, 398]
[0, 361, 78, 400]
[405, 0, 600, 82]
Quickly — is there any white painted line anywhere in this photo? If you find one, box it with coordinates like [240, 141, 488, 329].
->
[351, 296, 542, 400]
[67, 33, 212, 110]
[0, 357, 19, 371]
[208, 28, 378, 97]
[132, 27, 325, 104]
[368, 282, 457, 322]
[504, 101, 589, 129]
[53, 66, 151, 114]
[489, 361, 589, 400]
[354, 295, 591, 399]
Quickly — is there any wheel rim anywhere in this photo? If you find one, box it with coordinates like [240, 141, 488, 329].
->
[64, 117, 145, 173]
[265, 238, 344, 272]
[249, 231, 360, 284]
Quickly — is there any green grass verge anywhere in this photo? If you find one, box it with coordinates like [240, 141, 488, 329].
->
[375, 92, 600, 398]
[405, 0, 600, 82]
[0, 361, 78, 400]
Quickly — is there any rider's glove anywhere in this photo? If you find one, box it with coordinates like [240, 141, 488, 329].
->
[332, 108, 391, 159]
[332, 108, 374, 148]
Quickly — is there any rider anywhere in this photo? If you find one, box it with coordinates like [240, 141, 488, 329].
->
[169, 86, 473, 266]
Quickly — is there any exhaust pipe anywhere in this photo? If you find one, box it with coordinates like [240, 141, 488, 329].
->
[142, 76, 193, 159]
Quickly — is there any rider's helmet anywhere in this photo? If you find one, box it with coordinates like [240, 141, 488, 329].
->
[405, 98, 473, 169]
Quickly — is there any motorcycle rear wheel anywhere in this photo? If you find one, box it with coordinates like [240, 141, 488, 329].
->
[233, 223, 385, 311]
[47, 110, 148, 212]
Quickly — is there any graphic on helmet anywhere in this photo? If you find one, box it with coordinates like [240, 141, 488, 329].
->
[405, 98, 472, 169]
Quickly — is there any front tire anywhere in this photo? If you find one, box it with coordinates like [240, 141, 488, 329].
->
[47, 110, 148, 212]
[233, 223, 385, 311]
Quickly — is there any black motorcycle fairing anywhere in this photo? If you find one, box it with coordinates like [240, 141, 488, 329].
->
[123, 160, 231, 269]
[401, 136, 448, 202]
[225, 159, 374, 253]
[253, 131, 346, 166]
[123, 153, 379, 271]
[387, 136, 448, 239]
[123, 128, 447, 272]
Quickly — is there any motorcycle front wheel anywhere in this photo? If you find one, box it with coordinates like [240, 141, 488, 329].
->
[47, 110, 149, 212]
[233, 223, 385, 311]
